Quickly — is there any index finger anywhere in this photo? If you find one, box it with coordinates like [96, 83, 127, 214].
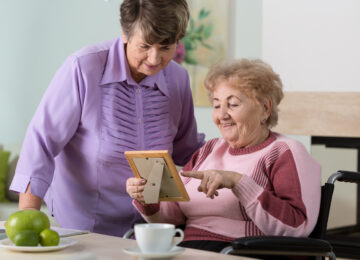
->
[181, 171, 204, 179]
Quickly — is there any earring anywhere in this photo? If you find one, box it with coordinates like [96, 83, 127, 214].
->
[261, 118, 267, 124]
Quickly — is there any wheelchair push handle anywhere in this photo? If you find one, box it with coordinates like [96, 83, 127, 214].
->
[327, 170, 360, 185]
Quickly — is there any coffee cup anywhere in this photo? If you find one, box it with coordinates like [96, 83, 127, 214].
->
[134, 223, 184, 253]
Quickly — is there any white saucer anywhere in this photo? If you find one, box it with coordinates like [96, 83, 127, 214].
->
[123, 246, 185, 259]
[0, 238, 77, 252]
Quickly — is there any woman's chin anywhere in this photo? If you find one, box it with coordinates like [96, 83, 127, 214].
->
[221, 131, 238, 142]
[223, 137, 242, 147]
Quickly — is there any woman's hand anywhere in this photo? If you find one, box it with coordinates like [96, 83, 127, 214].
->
[181, 170, 242, 199]
[126, 177, 147, 204]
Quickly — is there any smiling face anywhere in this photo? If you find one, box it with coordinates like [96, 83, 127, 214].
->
[122, 29, 177, 83]
[212, 80, 271, 149]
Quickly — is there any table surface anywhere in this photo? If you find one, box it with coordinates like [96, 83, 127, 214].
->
[0, 222, 255, 260]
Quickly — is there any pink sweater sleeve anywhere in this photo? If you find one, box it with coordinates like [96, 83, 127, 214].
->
[233, 148, 321, 237]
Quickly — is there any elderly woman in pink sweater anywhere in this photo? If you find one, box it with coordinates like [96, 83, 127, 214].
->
[126, 59, 321, 252]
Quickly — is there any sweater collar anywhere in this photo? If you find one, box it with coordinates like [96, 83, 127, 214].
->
[228, 131, 276, 155]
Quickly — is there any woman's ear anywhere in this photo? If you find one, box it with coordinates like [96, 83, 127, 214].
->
[121, 31, 129, 44]
[263, 98, 272, 118]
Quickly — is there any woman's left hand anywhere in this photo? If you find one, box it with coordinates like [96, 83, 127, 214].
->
[181, 170, 242, 199]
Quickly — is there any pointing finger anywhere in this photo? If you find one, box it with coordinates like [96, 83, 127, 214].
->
[181, 171, 204, 179]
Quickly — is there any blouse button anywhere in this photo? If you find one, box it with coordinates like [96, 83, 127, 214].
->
[138, 118, 142, 124]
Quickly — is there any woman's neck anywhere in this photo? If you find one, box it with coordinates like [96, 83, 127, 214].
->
[230, 127, 270, 149]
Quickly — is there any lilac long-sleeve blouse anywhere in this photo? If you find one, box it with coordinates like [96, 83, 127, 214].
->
[10, 37, 205, 236]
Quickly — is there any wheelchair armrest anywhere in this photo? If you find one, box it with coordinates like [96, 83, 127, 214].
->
[336, 170, 360, 183]
[232, 236, 332, 253]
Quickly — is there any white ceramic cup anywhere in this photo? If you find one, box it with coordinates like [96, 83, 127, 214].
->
[134, 223, 184, 253]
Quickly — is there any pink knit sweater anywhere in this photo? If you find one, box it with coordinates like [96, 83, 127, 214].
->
[133, 132, 321, 241]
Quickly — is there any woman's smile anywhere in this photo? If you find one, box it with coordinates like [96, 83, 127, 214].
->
[221, 122, 235, 128]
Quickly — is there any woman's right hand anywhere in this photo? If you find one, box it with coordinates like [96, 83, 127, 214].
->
[126, 177, 147, 203]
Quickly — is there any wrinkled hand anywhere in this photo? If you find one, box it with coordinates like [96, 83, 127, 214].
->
[181, 170, 242, 199]
[126, 177, 147, 204]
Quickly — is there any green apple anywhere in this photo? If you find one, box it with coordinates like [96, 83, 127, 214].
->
[5, 209, 50, 243]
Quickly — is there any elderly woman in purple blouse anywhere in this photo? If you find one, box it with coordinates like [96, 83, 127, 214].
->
[10, 0, 204, 237]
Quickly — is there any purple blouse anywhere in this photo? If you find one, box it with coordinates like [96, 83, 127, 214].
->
[10, 37, 205, 236]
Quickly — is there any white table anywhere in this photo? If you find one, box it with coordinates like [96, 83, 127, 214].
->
[0, 221, 256, 260]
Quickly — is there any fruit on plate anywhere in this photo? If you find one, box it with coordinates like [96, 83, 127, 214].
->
[39, 228, 60, 246]
[5, 209, 51, 246]
[12, 230, 40, 246]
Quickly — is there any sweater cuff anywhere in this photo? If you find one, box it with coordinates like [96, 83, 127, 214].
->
[232, 175, 263, 207]
[133, 200, 160, 216]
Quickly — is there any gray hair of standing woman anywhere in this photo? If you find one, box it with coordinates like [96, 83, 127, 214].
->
[204, 59, 284, 128]
[120, 0, 189, 45]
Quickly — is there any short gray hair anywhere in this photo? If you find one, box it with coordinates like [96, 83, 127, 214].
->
[120, 0, 189, 45]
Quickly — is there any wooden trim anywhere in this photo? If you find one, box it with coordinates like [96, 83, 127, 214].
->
[272, 92, 360, 137]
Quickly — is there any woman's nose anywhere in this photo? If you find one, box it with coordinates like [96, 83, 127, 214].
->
[148, 48, 161, 65]
[219, 106, 230, 119]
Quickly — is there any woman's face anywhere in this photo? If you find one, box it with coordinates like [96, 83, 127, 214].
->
[212, 80, 271, 149]
[122, 30, 177, 83]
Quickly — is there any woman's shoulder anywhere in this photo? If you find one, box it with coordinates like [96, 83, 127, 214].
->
[270, 132, 310, 155]
[60, 38, 119, 76]
[267, 132, 320, 172]
[71, 38, 115, 59]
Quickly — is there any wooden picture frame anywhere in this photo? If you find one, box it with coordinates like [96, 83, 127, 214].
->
[124, 150, 190, 204]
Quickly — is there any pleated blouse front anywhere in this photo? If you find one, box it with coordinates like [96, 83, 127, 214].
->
[100, 82, 173, 164]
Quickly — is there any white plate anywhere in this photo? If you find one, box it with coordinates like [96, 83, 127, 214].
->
[123, 246, 185, 259]
[0, 237, 77, 252]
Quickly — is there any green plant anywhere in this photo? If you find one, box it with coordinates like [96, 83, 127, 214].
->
[182, 8, 213, 65]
